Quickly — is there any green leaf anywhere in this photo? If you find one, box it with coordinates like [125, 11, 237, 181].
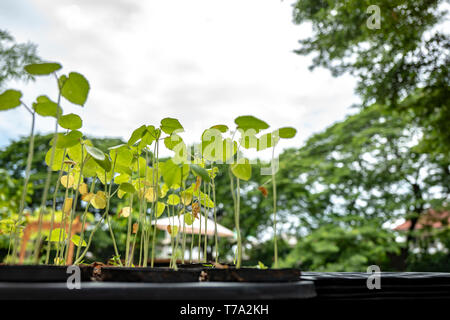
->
[119, 182, 136, 194]
[161, 159, 182, 188]
[114, 173, 130, 184]
[84, 145, 105, 161]
[161, 117, 183, 134]
[48, 228, 67, 242]
[71, 234, 87, 247]
[231, 159, 252, 181]
[59, 113, 82, 130]
[32, 95, 62, 118]
[198, 192, 215, 208]
[138, 131, 156, 150]
[128, 125, 147, 146]
[191, 164, 211, 183]
[210, 124, 228, 133]
[278, 127, 297, 139]
[24, 62, 62, 75]
[94, 156, 112, 173]
[45, 148, 66, 171]
[67, 143, 85, 163]
[110, 146, 133, 167]
[132, 156, 147, 177]
[184, 212, 194, 225]
[60, 72, 90, 106]
[156, 202, 166, 218]
[147, 125, 161, 139]
[81, 157, 99, 177]
[52, 130, 83, 148]
[167, 194, 180, 206]
[164, 134, 183, 150]
[0, 89, 22, 111]
[235, 115, 269, 133]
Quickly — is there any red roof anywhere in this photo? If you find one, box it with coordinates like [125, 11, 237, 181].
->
[394, 210, 450, 231]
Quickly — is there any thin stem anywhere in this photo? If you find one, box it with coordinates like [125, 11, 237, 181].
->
[64, 145, 85, 264]
[125, 192, 134, 267]
[75, 177, 96, 262]
[203, 182, 208, 262]
[45, 149, 67, 264]
[150, 139, 160, 267]
[33, 90, 61, 263]
[272, 145, 278, 268]
[212, 177, 218, 263]
[74, 209, 108, 265]
[11, 109, 35, 264]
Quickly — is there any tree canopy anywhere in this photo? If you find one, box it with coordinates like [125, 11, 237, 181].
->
[293, 0, 450, 153]
[0, 29, 40, 88]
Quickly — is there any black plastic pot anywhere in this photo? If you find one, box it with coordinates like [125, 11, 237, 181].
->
[202, 268, 301, 282]
[0, 281, 316, 300]
[0, 265, 93, 282]
[302, 272, 450, 300]
[97, 266, 201, 282]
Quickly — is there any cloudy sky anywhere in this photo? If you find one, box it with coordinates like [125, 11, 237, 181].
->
[0, 0, 360, 158]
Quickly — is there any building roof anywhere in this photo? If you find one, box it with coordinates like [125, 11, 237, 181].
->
[394, 210, 450, 231]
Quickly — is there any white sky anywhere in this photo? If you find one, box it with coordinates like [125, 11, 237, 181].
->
[0, 0, 360, 158]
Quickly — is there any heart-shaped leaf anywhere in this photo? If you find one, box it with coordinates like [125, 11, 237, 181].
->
[85, 145, 105, 161]
[161, 118, 183, 135]
[167, 194, 180, 206]
[52, 130, 83, 148]
[277, 127, 297, 139]
[156, 201, 166, 217]
[71, 234, 87, 247]
[60, 174, 75, 188]
[191, 164, 211, 183]
[33, 96, 62, 118]
[184, 212, 194, 225]
[235, 115, 269, 133]
[60, 72, 90, 106]
[0, 89, 22, 111]
[128, 125, 147, 146]
[210, 124, 228, 133]
[231, 159, 252, 181]
[24, 62, 62, 75]
[59, 113, 82, 130]
[119, 182, 136, 194]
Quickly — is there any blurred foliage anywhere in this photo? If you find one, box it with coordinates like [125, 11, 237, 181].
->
[279, 216, 401, 271]
[293, 0, 450, 153]
[0, 29, 40, 88]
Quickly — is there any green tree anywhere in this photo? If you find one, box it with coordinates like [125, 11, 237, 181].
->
[276, 104, 450, 270]
[0, 29, 40, 88]
[292, 0, 450, 153]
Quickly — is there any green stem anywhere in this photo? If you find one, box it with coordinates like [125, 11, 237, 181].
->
[64, 145, 85, 264]
[203, 182, 208, 262]
[272, 145, 278, 268]
[33, 90, 61, 264]
[150, 139, 160, 267]
[45, 149, 67, 264]
[75, 177, 96, 262]
[125, 189, 134, 267]
[212, 177, 218, 263]
[228, 166, 241, 268]
[11, 108, 35, 264]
